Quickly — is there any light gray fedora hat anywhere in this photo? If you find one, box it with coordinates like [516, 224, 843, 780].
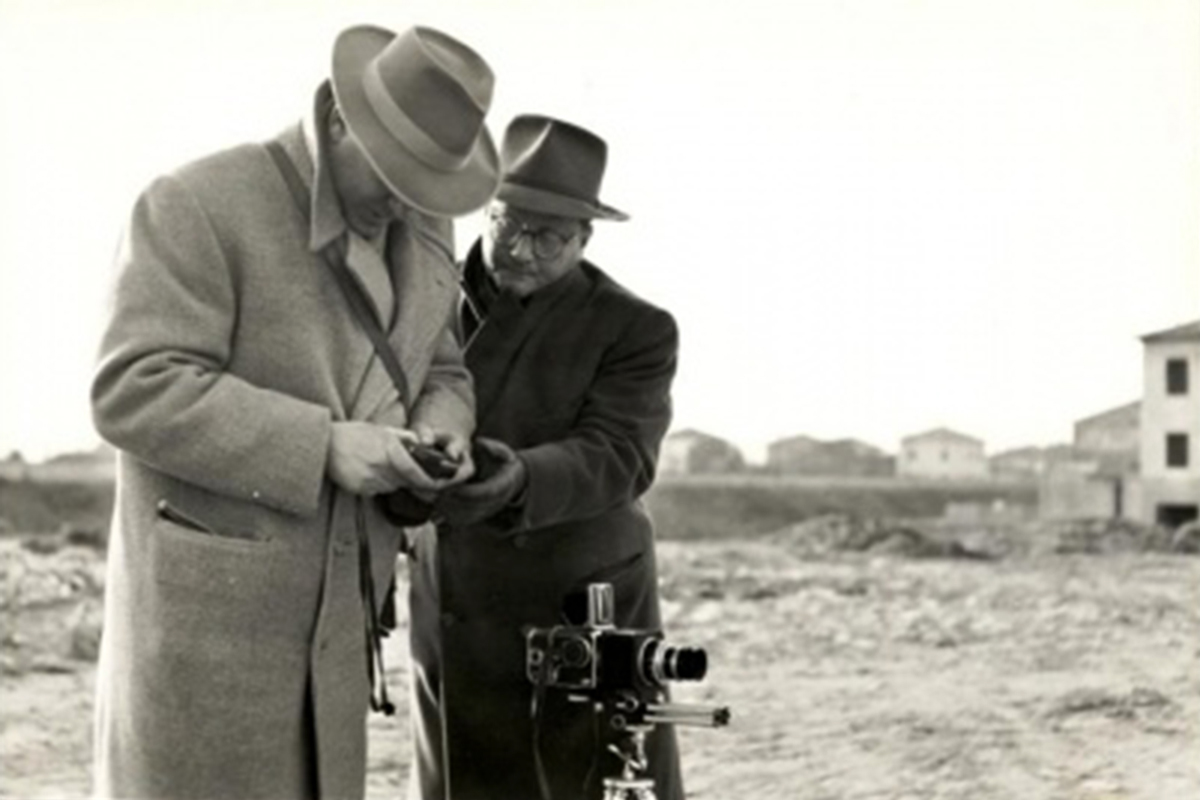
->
[331, 25, 500, 216]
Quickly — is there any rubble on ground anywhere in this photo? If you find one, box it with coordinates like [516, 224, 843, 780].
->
[769, 514, 999, 559]
[769, 514, 1196, 559]
[1041, 518, 1178, 555]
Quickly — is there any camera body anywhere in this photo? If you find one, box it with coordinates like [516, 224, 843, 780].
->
[408, 442, 460, 479]
[525, 583, 729, 799]
[525, 584, 706, 693]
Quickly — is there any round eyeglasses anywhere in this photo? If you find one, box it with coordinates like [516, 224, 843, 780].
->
[488, 213, 576, 260]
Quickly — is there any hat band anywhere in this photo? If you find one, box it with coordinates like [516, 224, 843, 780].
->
[363, 60, 472, 172]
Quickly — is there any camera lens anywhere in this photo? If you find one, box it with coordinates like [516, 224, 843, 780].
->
[664, 646, 707, 681]
[641, 639, 708, 685]
[558, 635, 592, 668]
[660, 646, 707, 681]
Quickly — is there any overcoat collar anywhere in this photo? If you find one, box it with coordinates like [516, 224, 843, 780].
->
[460, 240, 589, 419]
[273, 109, 460, 422]
[301, 81, 357, 254]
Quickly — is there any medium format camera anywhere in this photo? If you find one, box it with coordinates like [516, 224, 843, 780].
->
[525, 583, 729, 800]
[525, 584, 708, 693]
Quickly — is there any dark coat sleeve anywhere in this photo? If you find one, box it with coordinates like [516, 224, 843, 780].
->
[513, 305, 678, 530]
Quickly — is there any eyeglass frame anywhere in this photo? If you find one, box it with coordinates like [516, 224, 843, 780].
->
[486, 211, 581, 260]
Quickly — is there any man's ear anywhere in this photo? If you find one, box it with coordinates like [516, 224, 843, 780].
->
[579, 221, 594, 248]
[329, 104, 348, 142]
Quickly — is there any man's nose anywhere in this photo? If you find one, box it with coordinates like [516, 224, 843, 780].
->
[508, 233, 535, 261]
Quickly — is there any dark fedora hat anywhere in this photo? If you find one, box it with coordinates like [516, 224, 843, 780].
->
[331, 25, 500, 217]
[496, 115, 628, 221]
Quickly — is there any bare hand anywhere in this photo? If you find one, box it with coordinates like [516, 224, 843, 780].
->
[408, 425, 476, 487]
[326, 421, 415, 496]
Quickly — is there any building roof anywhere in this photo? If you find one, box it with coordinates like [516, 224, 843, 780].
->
[1141, 320, 1200, 343]
[825, 438, 889, 457]
[901, 427, 982, 446]
[768, 434, 823, 448]
[989, 445, 1043, 461]
[664, 428, 740, 450]
[767, 435, 890, 456]
[1074, 400, 1140, 428]
[665, 428, 713, 442]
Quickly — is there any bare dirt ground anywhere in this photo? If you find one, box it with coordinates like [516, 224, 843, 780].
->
[3, 529, 1198, 800]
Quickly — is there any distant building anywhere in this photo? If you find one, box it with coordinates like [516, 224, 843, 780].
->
[1040, 461, 1124, 520]
[990, 445, 1056, 478]
[766, 435, 893, 477]
[1073, 400, 1140, 473]
[1041, 320, 1200, 527]
[0, 451, 31, 481]
[898, 428, 987, 479]
[1133, 321, 1200, 527]
[659, 429, 744, 475]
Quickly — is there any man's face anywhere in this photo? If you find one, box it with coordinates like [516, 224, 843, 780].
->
[328, 110, 400, 238]
[482, 202, 589, 298]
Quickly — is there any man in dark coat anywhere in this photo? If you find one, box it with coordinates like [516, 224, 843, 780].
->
[395, 115, 684, 800]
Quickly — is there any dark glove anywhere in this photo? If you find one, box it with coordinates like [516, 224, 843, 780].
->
[378, 490, 435, 527]
[434, 437, 528, 528]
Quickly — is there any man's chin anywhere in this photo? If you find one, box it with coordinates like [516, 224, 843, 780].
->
[493, 271, 532, 296]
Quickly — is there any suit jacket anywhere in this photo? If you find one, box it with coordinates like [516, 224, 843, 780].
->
[407, 242, 683, 800]
[91, 120, 472, 800]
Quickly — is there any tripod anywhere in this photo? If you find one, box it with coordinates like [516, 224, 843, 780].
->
[600, 696, 731, 800]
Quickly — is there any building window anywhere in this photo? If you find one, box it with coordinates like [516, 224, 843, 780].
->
[1166, 433, 1189, 468]
[1166, 358, 1189, 395]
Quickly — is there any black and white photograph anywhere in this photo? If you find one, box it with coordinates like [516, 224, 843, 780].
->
[1, 1, 1198, 798]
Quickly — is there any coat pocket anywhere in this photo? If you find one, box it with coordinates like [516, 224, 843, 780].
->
[152, 503, 282, 598]
[155, 499, 271, 545]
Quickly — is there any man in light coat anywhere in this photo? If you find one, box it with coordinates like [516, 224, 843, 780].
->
[393, 116, 685, 800]
[91, 25, 499, 800]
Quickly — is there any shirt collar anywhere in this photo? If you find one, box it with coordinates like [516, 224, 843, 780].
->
[302, 81, 397, 254]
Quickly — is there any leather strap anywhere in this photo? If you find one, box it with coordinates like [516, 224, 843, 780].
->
[266, 140, 397, 716]
[264, 140, 411, 408]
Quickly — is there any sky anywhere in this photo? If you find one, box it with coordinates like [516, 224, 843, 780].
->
[1, 0, 1197, 464]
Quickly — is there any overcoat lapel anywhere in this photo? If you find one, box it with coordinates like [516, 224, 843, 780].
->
[467, 266, 588, 424]
[272, 128, 372, 422]
[348, 216, 458, 422]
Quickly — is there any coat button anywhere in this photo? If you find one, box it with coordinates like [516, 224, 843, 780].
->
[441, 612, 457, 628]
[251, 490, 262, 501]
[513, 534, 530, 550]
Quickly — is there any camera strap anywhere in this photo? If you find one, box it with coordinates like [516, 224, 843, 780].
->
[528, 627, 603, 800]
[356, 497, 395, 715]
[263, 140, 412, 408]
[266, 140, 397, 716]
[529, 642, 556, 800]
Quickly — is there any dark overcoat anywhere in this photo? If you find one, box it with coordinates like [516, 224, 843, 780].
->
[91, 119, 473, 800]
[407, 243, 684, 800]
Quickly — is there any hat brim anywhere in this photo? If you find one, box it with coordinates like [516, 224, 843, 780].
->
[496, 181, 629, 222]
[331, 26, 500, 217]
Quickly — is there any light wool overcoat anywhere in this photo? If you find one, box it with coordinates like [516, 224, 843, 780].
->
[91, 119, 473, 800]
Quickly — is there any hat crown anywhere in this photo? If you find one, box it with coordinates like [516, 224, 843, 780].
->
[331, 24, 500, 216]
[502, 116, 608, 205]
[363, 26, 494, 168]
